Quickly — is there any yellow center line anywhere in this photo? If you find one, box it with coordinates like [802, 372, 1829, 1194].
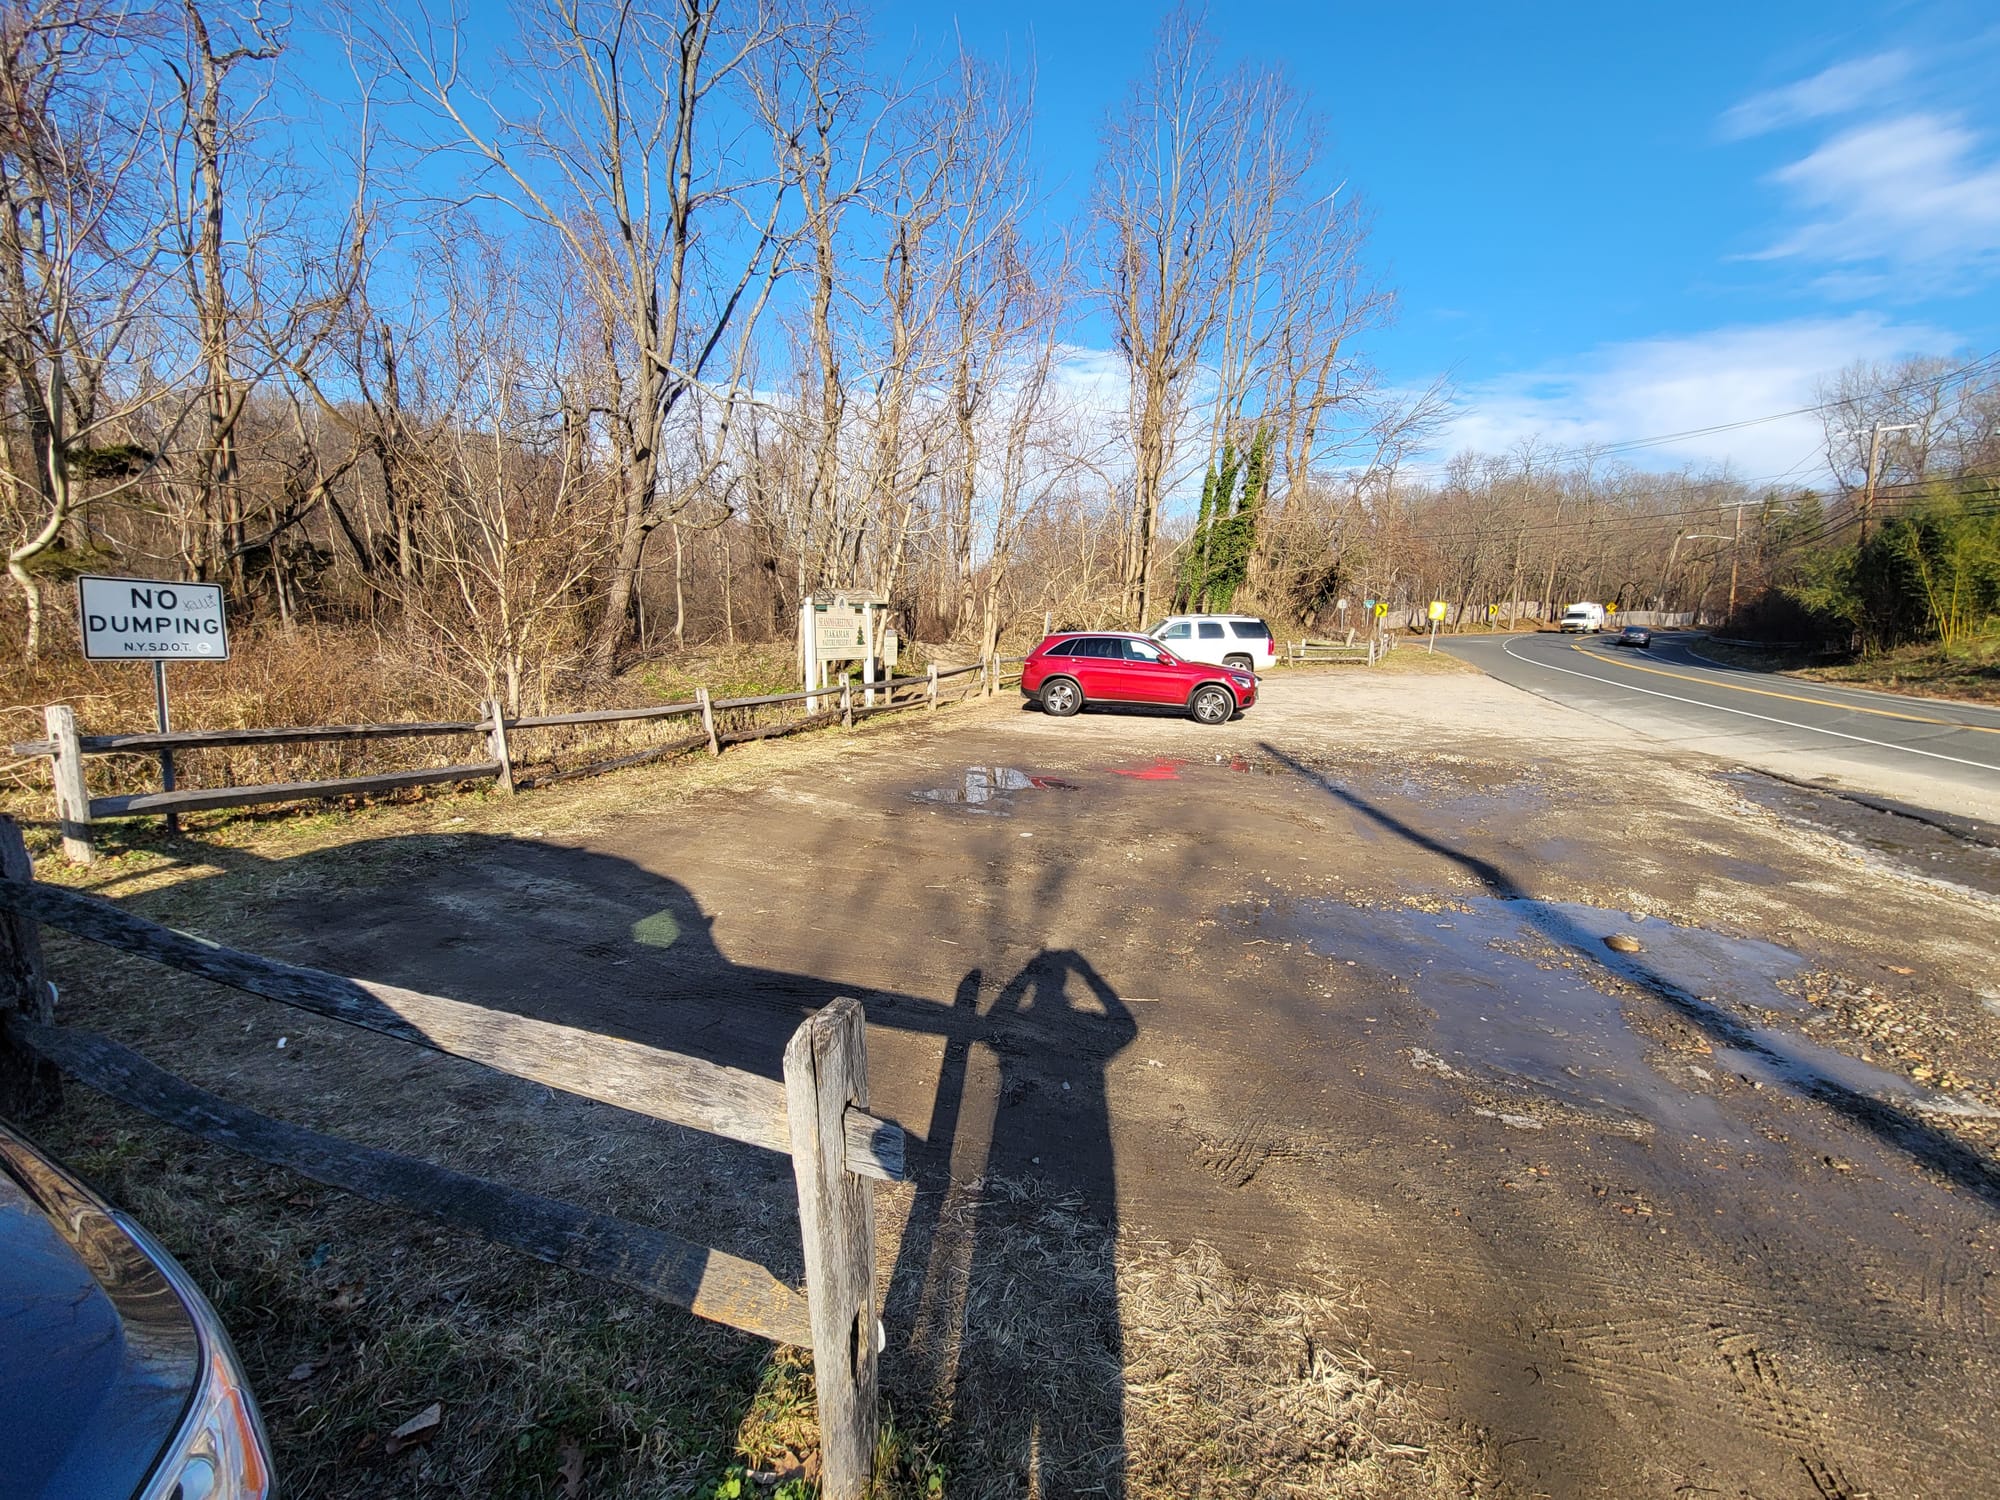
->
[1568, 642, 2000, 735]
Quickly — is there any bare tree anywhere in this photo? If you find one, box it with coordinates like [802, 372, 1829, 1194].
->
[1091, 9, 1367, 625]
[402, 232, 608, 709]
[159, 0, 283, 586]
[0, 0, 174, 661]
[374, 0, 829, 669]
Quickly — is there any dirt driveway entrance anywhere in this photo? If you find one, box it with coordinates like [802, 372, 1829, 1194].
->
[171, 668, 2000, 1497]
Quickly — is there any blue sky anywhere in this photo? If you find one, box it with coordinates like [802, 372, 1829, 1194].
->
[285, 2, 2000, 487]
[872, 0, 2000, 482]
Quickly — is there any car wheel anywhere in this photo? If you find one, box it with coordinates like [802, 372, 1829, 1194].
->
[1040, 677, 1083, 717]
[1223, 653, 1253, 672]
[1190, 684, 1234, 725]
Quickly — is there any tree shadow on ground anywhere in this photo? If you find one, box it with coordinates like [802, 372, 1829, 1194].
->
[1257, 740, 2000, 1211]
[31, 828, 1141, 1492]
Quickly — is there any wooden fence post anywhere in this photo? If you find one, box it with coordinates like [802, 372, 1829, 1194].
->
[697, 687, 720, 756]
[840, 681, 853, 729]
[0, 814, 59, 1117]
[926, 663, 938, 711]
[783, 997, 879, 1500]
[45, 705, 92, 864]
[483, 700, 515, 794]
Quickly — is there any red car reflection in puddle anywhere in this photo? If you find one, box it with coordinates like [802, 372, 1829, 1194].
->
[1111, 756, 1252, 780]
[1112, 759, 1184, 781]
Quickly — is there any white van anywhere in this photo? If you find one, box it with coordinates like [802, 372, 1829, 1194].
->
[1559, 602, 1607, 633]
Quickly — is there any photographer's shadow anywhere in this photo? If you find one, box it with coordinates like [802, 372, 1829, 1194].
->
[889, 949, 1136, 1500]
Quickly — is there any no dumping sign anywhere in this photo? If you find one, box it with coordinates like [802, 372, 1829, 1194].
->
[76, 575, 230, 660]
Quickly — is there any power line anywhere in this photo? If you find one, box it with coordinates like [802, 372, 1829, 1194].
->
[1389, 346, 2000, 485]
[1589, 348, 2000, 458]
[1329, 472, 1994, 554]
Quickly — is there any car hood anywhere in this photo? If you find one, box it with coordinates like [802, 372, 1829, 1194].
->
[0, 1131, 201, 1500]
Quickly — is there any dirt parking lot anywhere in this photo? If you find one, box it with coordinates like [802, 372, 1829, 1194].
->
[35, 663, 2000, 1497]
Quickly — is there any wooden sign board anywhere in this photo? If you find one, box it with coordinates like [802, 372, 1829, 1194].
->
[815, 606, 867, 660]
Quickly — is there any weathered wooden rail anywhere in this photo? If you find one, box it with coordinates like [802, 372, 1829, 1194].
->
[12, 659, 998, 864]
[0, 814, 905, 1498]
[1286, 632, 1393, 665]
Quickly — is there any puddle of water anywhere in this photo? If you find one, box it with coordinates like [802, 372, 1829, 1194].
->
[1374, 771, 1556, 821]
[1253, 896, 1980, 1139]
[915, 767, 1078, 811]
[1724, 771, 2000, 899]
[1110, 755, 1253, 780]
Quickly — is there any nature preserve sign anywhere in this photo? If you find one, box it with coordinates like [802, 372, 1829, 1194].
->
[77, 575, 230, 660]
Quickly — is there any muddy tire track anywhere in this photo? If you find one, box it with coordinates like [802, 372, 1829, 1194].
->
[1715, 1331, 1870, 1500]
[1189, 1086, 1290, 1186]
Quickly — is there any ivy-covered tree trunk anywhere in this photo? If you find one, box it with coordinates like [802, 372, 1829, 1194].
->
[1180, 426, 1270, 614]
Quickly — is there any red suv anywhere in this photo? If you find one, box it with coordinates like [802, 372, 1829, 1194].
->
[1020, 632, 1257, 725]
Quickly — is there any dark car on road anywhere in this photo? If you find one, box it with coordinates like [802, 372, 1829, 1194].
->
[1, 1119, 274, 1500]
[1614, 624, 1653, 649]
[1021, 631, 1257, 724]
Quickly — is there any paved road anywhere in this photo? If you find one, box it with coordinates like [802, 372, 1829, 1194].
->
[1441, 631, 2000, 818]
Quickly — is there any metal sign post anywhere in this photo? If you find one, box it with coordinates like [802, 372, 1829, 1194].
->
[76, 576, 229, 838]
[152, 659, 177, 834]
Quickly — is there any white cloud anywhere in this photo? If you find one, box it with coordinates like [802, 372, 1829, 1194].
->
[1044, 342, 1228, 505]
[1425, 315, 1953, 481]
[1755, 113, 2000, 283]
[1720, 52, 1912, 140]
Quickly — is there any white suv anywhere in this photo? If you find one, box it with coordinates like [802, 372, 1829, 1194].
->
[1151, 614, 1276, 672]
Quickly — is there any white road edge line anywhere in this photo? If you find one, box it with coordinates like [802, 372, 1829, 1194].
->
[1677, 639, 2000, 724]
[1497, 639, 2000, 774]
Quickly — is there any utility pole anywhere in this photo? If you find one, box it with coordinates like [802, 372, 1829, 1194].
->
[1538, 492, 1566, 627]
[1727, 500, 1743, 623]
[1857, 422, 1920, 545]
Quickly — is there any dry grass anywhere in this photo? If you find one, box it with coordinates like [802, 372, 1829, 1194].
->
[884, 1177, 1486, 1499]
[32, 1109, 792, 1498]
[1372, 647, 1479, 676]
[1272, 648, 1477, 680]
[0, 614, 810, 810]
[1793, 637, 2000, 705]
[32, 1090, 1480, 1498]
[1122, 1244, 1480, 1497]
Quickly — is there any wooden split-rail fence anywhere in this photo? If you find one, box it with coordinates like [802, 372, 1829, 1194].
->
[1285, 631, 1397, 665]
[12, 657, 1026, 865]
[0, 813, 908, 1498]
